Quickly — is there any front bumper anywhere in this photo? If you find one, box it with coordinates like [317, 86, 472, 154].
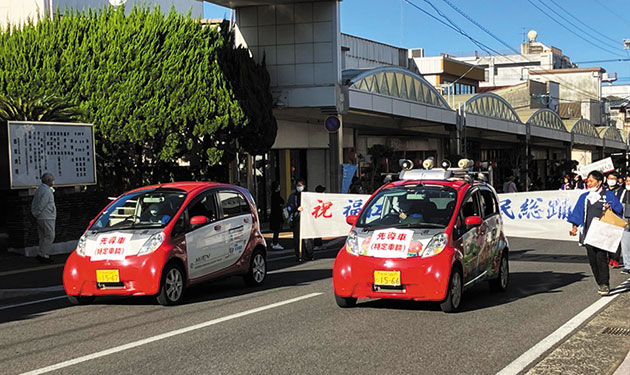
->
[332, 247, 454, 301]
[63, 251, 168, 297]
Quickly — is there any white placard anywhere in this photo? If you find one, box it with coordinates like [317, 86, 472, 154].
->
[498, 190, 583, 241]
[577, 157, 614, 179]
[299, 192, 370, 239]
[583, 218, 625, 253]
[7, 121, 96, 189]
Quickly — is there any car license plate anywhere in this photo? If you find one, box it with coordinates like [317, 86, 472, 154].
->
[374, 270, 401, 286]
[96, 269, 120, 283]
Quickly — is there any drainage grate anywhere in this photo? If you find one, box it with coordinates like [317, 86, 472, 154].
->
[601, 327, 630, 336]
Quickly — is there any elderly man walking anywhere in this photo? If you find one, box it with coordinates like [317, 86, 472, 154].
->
[31, 173, 56, 263]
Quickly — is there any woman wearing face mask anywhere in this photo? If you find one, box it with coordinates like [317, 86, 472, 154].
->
[606, 172, 622, 268]
[287, 179, 314, 261]
[617, 173, 630, 275]
[568, 170, 623, 296]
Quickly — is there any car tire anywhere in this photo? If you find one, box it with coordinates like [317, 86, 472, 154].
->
[489, 253, 509, 293]
[244, 249, 267, 287]
[440, 268, 463, 313]
[335, 293, 357, 308]
[67, 295, 95, 305]
[156, 263, 185, 306]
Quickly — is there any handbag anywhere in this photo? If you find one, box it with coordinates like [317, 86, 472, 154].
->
[600, 207, 626, 228]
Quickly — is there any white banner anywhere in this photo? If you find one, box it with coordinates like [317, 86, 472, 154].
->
[300, 192, 370, 239]
[498, 190, 582, 241]
[577, 157, 614, 179]
[299, 190, 585, 242]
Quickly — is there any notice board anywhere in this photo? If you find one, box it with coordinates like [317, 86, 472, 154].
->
[7, 121, 96, 189]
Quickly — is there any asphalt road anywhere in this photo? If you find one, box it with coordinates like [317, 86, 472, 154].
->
[1, 237, 628, 375]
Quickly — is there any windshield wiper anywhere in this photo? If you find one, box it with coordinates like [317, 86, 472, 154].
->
[391, 223, 446, 229]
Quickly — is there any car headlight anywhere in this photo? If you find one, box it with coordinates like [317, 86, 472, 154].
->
[76, 234, 87, 257]
[345, 231, 360, 256]
[420, 233, 448, 258]
[138, 232, 165, 256]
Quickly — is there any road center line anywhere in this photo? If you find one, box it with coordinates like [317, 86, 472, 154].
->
[19, 292, 323, 375]
[496, 279, 629, 375]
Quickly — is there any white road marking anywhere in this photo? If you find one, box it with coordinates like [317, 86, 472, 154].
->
[0, 296, 67, 311]
[496, 279, 630, 375]
[19, 292, 323, 375]
[0, 264, 64, 277]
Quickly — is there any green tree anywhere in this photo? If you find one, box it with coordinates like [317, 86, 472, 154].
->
[0, 6, 277, 192]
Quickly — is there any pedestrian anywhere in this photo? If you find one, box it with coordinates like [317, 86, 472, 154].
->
[606, 172, 622, 268]
[269, 181, 284, 250]
[503, 175, 518, 193]
[287, 179, 313, 261]
[31, 173, 56, 264]
[617, 173, 630, 275]
[573, 174, 585, 190]
[313, 185, 326, 250]
[559, 174, 573, 190]
[568, 170, 623, 296]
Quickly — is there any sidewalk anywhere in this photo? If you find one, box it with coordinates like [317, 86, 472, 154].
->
[525, 283, 630, 375]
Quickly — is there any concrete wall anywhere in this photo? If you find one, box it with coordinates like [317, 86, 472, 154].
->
[0, 0, 45, 29]
[236, 1, 341, 109]
[341, 33, 407, 70]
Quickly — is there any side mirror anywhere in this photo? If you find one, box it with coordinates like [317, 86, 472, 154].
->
[190, 215, 209, 227]
[346, 215, 358, 225]
[465, 216, 483, 227]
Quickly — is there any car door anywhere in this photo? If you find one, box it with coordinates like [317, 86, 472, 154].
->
[453, 189, 482, 284]
[215, 190, 253, 271]
[184, 190, 225, 280]
[478, 188, 501, 278]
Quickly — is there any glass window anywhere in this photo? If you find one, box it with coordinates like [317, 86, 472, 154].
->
[356, 185, 457, 229]
[90, 189, 187, 231]
[188, 193, 218, 223]
[218, 191, 249, 218]
[480, 190, 498, 218]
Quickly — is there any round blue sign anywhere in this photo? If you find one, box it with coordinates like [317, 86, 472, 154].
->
[324, 115, 341, 133]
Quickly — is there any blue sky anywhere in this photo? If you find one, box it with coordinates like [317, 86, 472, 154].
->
[203, 0, 630, 83]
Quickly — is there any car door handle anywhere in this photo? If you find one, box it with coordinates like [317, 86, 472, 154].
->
[214, 225, 221, 231]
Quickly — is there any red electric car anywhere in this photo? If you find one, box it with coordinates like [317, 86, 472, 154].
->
[332, 168, 509, 312]
[64, 182, 267, 306]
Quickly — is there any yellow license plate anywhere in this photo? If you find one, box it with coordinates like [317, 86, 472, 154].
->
[374, 270, 401, 286]
[96, 269, 120, 283]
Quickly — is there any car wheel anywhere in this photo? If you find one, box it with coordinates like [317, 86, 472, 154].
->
[156, 263, 185, 306]
[440, 268, 463, 313]
[67, 295, 95, 305]
[489, 253, 509, 292]
[244, 249, 267, 286]
[335, 293, 357, 308]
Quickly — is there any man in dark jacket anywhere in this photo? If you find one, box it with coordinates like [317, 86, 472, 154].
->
[287, 179, 313, 261]
[568, 170, 623, 296]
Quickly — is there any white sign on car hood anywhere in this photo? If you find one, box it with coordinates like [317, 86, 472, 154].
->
[85, 230, 157, 260]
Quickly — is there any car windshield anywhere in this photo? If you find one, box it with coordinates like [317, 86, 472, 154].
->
[356, 185, 457, 229]
[90, 189, 187, 232]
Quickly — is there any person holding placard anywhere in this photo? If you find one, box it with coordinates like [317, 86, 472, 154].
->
[618, 173, 630, 275]
[31, 173, 56, 264]
[568, 171, 623, 296]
